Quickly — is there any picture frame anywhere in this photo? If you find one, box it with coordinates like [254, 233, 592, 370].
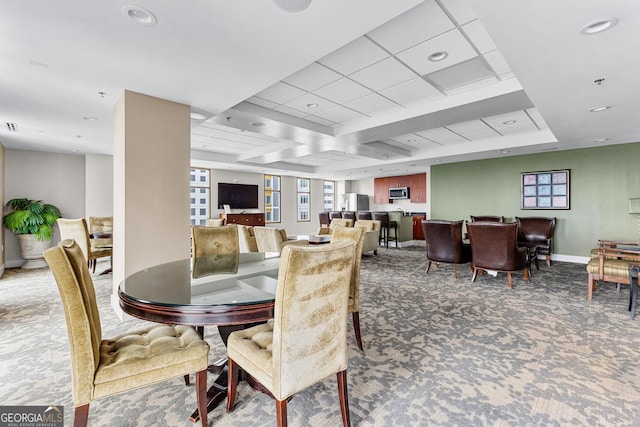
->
[521, 169, 570, 209]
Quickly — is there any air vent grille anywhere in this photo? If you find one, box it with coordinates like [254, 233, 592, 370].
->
[5, 122, 18, 132]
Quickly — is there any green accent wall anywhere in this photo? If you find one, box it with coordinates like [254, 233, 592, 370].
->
[431, 142, 640, 257]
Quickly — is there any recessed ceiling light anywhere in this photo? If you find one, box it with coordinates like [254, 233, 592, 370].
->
[250, 122, 265, 127]
[28, 60, 48, 68]
[122, 5, 157, 26]
[593, 138, 609, 142]
[589, 105, 610, 112]
[428, 51, 449, 62]
[83, 116, 98, 121]
[503, 120, 516, 125]
[580, 18, 617, 35]
[273, 0, 311, 12]
[407, 138, 416, 143]
[190, 112, 206, 120]
[500, 150, 510, 154]
[433, 159, 441, 163]
[306, 103, 319, 108]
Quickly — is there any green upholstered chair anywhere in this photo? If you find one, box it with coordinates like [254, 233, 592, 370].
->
[44, 239, 209, 427]
[191, 224, 240, 278]
[226, 240, 357, 427]
[331, 225, 366, 351]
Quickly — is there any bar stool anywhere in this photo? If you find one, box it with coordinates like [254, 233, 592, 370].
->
[343, 211, 356, 221]
[357, 211, 372, 220]
[318, 211, 330, 227]
[330, 211, 343, 220]
[374, 212, 398, 248]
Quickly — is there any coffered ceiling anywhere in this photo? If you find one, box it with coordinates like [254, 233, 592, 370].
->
[1, 0, 638, 180]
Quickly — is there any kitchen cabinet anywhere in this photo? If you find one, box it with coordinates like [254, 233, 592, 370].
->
[412, 215, 426, 240]
[410, 173, 427, 203]
[374, 177, 390, 204]
[221, 213, 264, 226]
[387, 175, 411, 188]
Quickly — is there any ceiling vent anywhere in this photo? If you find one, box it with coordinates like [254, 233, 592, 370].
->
[5, 122, 18, 132]
[424, 57, 495, 92]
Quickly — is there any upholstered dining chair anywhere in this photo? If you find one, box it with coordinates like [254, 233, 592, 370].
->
[226, 240, 357, 427]
[237, 224, 258, 252]
[205, 218, 225, 227]
[466, 221, 531, 288]
[88, 216, 112, 251]
[353, 219, 381, 255]
[191, 224, 239, 278]
[516, 216, 557, 266]
[57, 218, 112, 273]
[331, 225, 366, 351]
[44, 240, 209, 427]
[253, 226, 309, 252]
[421, 219, 472, 279]
[316, 218, 355, 236]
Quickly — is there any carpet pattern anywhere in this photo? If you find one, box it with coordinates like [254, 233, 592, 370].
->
[1, 247, 640, 426]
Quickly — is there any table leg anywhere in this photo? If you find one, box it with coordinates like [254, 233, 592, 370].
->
[629, 266, 639, 320]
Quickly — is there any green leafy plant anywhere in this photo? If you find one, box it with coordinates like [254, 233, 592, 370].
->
[3, 198, 62, 241]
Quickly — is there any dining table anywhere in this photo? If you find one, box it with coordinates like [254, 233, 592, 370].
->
[118, 252, 281, 421]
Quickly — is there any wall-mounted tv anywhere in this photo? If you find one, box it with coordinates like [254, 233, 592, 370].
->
[218, 182, 259, 210]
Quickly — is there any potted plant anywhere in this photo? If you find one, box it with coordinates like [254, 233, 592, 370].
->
[3, 198, 61, 269]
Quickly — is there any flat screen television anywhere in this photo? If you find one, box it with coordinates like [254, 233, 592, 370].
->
[218, 182, 259, 210]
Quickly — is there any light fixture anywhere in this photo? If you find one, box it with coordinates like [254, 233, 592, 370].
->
[273, 0, 311, 12]
[407, 138, 416, 143]
[83, 116, 98, 121]
[306, 103, 319, 108]
[589, 105, 610, 112]
[122, 5, 158, 26]
[428, 51, 448, 62]
[503, 120, 516, 125]
[580, 18, 617, 35]
[593, 138, 609, 143]
[190, 112, 206, 120]
[500, 149, 510, 154]
[250, 122, 265, 127]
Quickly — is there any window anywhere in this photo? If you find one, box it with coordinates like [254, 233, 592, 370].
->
[265, 174, 281, 223]
[323, 180, 335, 211]
[190, 167, 210, 225]
[297, 177, 310, 222]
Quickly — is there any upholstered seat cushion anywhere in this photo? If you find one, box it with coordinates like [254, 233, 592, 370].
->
[227, 323, 274, 388]
[94, 325, 209, 399]
[586, 258, 632, 278]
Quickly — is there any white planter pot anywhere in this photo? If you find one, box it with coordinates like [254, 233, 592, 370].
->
[17, 234, 52, 269]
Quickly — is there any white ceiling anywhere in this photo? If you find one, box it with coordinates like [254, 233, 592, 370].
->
[1, 0, 638, 180]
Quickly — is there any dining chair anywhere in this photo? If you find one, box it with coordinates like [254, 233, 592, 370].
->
[44, 239, 209, 427]
[253, 226, 309, 252]
[421, 219, 472, 279]
[466, 221, 530, 288]
[88, 216, 113, 251]
[516, 216, 557, 266]
[191, 224, 239, 278]
[226, 240, 357, 427]
[331, 225, 366, 351]
[57, 218, 112, 273]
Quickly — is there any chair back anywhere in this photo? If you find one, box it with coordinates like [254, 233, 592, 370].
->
[318, 211, 330, 227]
[466, 222, 526, 271]
[470, 215, 504, 223]
[272, 240, 356, 399]
[57, 218, 92, 260]
[253, 226, 287, 252]
[330, 211, 343, 220]
[330, 226, 365, 313]
[44, 239, 102, 405]
[354, 219, 381, 232]
[192, 225, 239, 277]
[330, 218, 354, 229]
[357, 211, 372, 220]
[237, 225, 258, 253]
[342, 211, 356, 221]
[374, 212, 390, 228]
[89, 216, 113, 249]
[515, 216, 557, 243]
[422, 220, 470, 264]
[205, 218, 225, 227]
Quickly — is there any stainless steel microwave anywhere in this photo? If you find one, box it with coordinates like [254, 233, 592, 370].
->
[389, 187, 409, 199]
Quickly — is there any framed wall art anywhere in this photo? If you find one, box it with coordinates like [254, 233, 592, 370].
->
[521, 169, 570, 209]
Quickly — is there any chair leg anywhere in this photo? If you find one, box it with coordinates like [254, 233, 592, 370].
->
[523, 268, 530, 283]
[588, 274, 596, 301]
[546, 255, 551, 267]
[471, 268, 479, 282]
[426, 260, 432, 273]
[196, 369, 208, 427]
[337, 370, 351, 427]
[276, 398, 288, 427]
[507, 272, 513, 289]
[74, 404, 90, 427]
[226, 358, 239, 413]
[352, 311, 363, 351]
[184, 374, 190, 385]
[453, 264, 458, 279]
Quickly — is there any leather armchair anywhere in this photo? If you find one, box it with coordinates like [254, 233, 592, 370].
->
[466, 221, 530, 288]
[226, 241, 357, 427]
[253, 226, 309, 252]
[470, 215, 505, 222]
[421, 219, 471, 278]
[44, 240, 209, 427]
[237, 224, 258, 252]
[354, 219, 381, 255]
[516, 216, 557, 266]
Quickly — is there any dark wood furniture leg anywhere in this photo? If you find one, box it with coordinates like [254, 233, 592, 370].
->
[629, 265, 639, 320]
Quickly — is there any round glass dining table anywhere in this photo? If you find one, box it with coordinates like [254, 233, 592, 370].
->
[118, 251, 281, 421]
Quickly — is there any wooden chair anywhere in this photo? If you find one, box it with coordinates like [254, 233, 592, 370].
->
[466, 222, 530, 288]
[226, 240, 357, 427]
[44, 240, 209, 427]
[57, 218, 112, 273]
[586, 240, 640, 301]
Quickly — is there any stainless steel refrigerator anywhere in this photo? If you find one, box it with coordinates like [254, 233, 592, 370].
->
[343, 193, 370, 211]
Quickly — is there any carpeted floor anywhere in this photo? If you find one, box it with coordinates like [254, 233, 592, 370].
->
[2, 247, 640, 426]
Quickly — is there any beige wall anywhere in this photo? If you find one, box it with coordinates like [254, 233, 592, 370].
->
[85, 154, 113, 218]
[112, 90, 191, 297]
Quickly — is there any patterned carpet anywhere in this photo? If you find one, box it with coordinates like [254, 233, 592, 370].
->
[1, 247, 640, 426]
